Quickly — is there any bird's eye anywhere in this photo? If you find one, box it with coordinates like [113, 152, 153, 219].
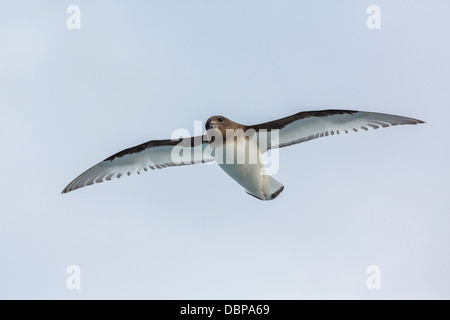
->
[218, 117, 224, 122]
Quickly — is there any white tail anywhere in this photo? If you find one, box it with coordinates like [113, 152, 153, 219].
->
[245, 176, 284, 201]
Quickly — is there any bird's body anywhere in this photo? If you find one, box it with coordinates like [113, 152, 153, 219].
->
[62, 109, 424, 200]
[213, 132, 283, 200]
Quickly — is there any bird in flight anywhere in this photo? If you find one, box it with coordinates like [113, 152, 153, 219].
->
[62, 109, 424, 200]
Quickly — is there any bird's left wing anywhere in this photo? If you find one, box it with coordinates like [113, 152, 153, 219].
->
[249, 109, 424, 152]
[62, 135, 213, 193]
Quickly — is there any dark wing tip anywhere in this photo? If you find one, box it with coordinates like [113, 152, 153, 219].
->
[403, 117, 425, 125]
[61, 185, 76, 194]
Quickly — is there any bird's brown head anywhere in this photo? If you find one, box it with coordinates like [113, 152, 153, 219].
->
[205, 115, 245, 135]
[205, 116, 244, 144]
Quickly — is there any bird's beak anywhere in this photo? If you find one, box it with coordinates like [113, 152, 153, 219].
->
[209, 122, 218, 129]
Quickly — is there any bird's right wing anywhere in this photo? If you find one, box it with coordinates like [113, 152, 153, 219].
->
[62, 135, 213, 193]
[249, 110, 424, 152]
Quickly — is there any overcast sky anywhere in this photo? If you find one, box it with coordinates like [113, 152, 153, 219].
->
[0, 1, 449, 299]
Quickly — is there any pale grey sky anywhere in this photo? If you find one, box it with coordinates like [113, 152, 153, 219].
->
[0, 1, 449, 299]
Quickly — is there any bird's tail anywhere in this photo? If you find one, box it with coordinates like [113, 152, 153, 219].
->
[245, 176, 284, 201]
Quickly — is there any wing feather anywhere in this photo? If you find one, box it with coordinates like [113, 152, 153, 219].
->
[62, 135, 213, 193]
[249, 110, 424, 151]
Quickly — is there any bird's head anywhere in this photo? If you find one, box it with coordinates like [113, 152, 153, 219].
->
[205, 115, 246, 143]
[205, 115, 230, 130]
[206, 115, 245, 129]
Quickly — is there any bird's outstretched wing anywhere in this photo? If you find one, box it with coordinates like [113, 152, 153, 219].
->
[62, 135, 213, 193]
[249, 110, 424, 152]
